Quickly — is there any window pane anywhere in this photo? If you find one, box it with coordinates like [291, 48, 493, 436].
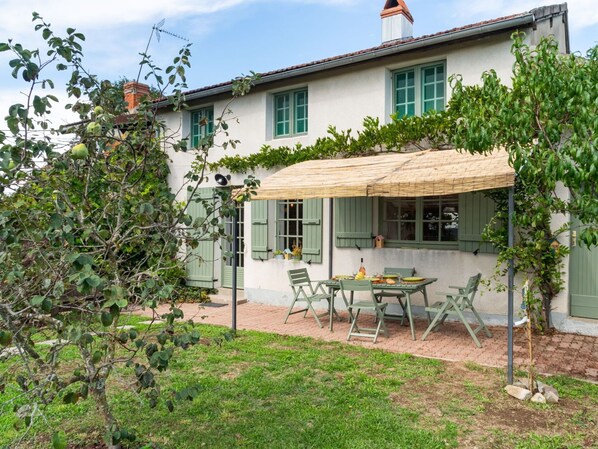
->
[423, 199, 440, 221]
[384, 222, 398, 240]
[395, 70, 415, 118]
[423, 221, 439, 241]
[294, 90, 308, 134]
[400, 199, 416, 220]
[422, 64, 445, 114]
[274, 94, 290, 136]
[400, 222, 416, 241]
[385, 200, 399, 220]
[440, 195, 459, 241]
[191, 107, 214, 147]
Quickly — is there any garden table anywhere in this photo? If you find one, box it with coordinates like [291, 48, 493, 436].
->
[317, 278, 437, 340]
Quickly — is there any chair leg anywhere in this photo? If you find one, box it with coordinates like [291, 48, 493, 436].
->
[421, 300, 451, 341]
[284, 298, 300, 324]
[347, 309, 360, 341]
[454, 307, 482, 348]
[470, 306, 493, 337]
[305, 300, 323, 328]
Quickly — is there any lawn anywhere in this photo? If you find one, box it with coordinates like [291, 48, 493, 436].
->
[1, 316, 597, 448]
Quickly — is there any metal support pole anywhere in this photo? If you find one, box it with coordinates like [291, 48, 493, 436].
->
[328, 198, 334, 280]
[231, 205, 238, 332]
[507, 186, 515, 384]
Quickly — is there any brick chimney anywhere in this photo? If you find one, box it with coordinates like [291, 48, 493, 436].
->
[123, 81, 150, 113]
[381, 0, 413, 43]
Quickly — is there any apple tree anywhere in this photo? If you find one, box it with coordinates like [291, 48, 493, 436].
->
[0, 13, 257, 449]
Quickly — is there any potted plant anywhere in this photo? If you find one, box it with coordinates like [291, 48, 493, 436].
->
[292, 245, 302, 261]
[273, 249, 284, 260]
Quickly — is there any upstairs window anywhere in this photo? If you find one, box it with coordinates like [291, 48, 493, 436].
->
[274, 89, 308, 137]
[190, 106, 214, 148]
[394, 62, 445, 118]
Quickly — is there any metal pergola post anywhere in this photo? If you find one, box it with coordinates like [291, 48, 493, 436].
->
[232, 204, 238, 332]
[507, 186, 515, 384]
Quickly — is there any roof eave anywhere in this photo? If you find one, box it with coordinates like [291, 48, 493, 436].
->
[155, 13, 534, 109]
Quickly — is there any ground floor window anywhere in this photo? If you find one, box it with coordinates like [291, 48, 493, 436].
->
[277, 199, 303, 251]
[381, 195, 459, 247]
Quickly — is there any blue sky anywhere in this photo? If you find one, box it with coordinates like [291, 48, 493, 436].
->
[0, 0, 596, 124]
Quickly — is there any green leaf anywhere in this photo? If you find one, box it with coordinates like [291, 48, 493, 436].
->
[52, 432, 67, 449]
[30, 295, 45, 306]
[0, 43, 9, 52]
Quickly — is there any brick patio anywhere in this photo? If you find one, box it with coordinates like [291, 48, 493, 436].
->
[142, 301, 598, 383]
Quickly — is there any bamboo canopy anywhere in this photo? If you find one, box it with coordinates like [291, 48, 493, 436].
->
[253, 149, 515, 200]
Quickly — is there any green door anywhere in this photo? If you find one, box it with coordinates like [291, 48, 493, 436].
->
[222, 203, 244, 289]
[570, 221, 598, 319]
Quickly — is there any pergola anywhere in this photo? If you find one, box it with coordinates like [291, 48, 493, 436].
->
[245, 149, 517, 382]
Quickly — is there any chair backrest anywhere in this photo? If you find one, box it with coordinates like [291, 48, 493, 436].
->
[462, 273, 482, 304]
[288, 268, 311, 287]
[339, 279, 377, 305]
[383, 267, 415, 277]
[288, 268, 318, 296]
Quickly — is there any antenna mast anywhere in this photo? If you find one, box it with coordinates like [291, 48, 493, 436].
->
[136, 19, 189, 82]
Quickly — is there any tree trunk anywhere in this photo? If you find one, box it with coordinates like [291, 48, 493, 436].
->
[89, 385, 121, 449]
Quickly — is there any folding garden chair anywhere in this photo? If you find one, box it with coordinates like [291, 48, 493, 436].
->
[340, 279, 389, 343]
[421, 273, 492, 348]
[374, 267, 415, 324]
[285, 268, 335, 328]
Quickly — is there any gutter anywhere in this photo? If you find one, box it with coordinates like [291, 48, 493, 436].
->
[155, 13, 535, 108]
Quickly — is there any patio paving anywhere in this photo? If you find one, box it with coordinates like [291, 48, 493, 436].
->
[140, 302, 598, 383]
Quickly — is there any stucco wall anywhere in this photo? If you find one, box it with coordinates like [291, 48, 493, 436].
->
[158, 18, 582, 328]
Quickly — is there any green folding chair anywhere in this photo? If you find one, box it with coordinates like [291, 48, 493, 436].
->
[374, 267, 415, 324]
[340, 279, 389, 343]
[421, 273, 492, 348]
[285, 268, 334, 328]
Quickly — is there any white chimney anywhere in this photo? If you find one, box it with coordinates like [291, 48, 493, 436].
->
[381, 0, 414, 43]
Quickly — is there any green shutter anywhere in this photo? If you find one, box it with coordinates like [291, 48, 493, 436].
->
[335, 197, 373, 249]
[458, 191, 497, 254]
[186, 187, 216, 288]
[251, 200, 269, 260]
[302, 198, 323, 264]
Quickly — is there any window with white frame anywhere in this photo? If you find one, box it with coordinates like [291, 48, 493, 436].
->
[276, 199, 303, 251]
[381, 195, 459, 247]
[190, 106, 214, 148]
[273, 89, 308, 137]
[394, 62, 445, 118]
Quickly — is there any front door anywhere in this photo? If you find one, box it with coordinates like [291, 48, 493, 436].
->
[570, 220, 598, 319]
[222, 203, 244, 289]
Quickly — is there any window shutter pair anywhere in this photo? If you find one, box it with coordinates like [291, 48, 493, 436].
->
[250, 199, 323, 264]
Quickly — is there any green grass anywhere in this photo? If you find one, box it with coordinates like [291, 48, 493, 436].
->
[1, 320, 597, 449]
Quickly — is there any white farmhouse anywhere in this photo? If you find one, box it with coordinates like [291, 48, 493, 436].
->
[149, 1, 598, 335]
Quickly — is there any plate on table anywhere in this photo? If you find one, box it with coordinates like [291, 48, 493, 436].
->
[332, 275, 353, 280]
[401, 277, 425, 283]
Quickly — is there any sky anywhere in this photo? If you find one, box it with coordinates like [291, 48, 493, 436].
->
[0, 0, 596, 126]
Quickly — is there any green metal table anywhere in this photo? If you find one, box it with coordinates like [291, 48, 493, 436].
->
[318, 278, 437, 340]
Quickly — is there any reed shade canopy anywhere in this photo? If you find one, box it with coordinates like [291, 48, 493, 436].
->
[252, 149, 515, 200]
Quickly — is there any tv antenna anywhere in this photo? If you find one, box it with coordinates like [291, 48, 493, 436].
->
[136, 19, 190, 82]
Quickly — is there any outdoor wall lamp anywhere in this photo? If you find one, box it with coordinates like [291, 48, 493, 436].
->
[215, 174, 231, 186]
